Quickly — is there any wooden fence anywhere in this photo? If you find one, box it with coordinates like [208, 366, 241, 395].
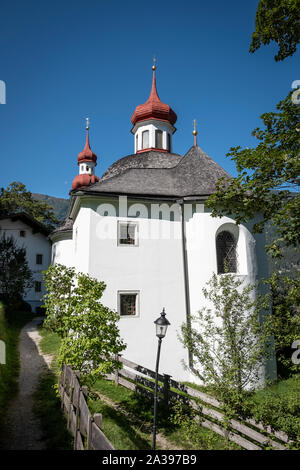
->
[105, 355, 291, 451]
[59, 364, 114, 450]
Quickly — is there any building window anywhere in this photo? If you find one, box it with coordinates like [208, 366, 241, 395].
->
[167, 133, 171, 152]
[216, 231, 237, 274]
[155, 130, 163, 148]
[142, 130, 149, 149]
[136, 134, 139, 151]
[35, 281, 42, 293]
[118, 292, 139, 316]
[118, 222, 138, 246]
[36, 254, 43, 265]
[20, 230, 26, 237]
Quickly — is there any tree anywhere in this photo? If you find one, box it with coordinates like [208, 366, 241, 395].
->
[207, 92, 300, 258]
[0, 182, 58, 229]
[268, 273, 300, 376]
[0, 234, 33, 309]
[250, 0, 300, 61]
[180, 273, 272, 415]
[43, 264, 126, 382]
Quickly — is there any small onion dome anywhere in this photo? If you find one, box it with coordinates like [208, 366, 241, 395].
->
[78, 128, 97, 164]
[71, 173, 99, 191]
[131, 68, 177, 127]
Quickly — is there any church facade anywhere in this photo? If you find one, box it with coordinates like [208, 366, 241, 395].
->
[51, 66, 275, 382]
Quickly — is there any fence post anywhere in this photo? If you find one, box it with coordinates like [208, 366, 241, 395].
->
[114, 354, 119, 385]
[60, 365, 66, 410]
[163, 374, 171, 405]
[87, 415, 94, 450]
[93, 413, 103, 430]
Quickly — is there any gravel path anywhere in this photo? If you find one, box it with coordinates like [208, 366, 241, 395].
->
[2, 317, 52, 450]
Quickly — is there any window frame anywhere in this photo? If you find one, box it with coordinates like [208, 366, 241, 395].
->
[36, 253, 43, 265]
[216, 230, 237, 274]
[34, 281, 42, 293]
[155, 129, 163, 149]
[118, 290, 140, 318]
[117, 221, 139, 247]
[142, 130, 149, 149]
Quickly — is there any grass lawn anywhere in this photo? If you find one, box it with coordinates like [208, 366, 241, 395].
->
[34, 325, 73, 450]
[0, 303, 35, 446]
[38, 326, 238, 450]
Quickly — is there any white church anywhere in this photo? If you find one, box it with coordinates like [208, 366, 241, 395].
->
[51, 65, 275, 382]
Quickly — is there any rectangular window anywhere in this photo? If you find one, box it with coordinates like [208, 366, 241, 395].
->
[36, 254, 43, 265]
[118, 292, 139, 316]
[136, 134, 139, 151]
[118, 222, 138, 246]
[167, 133, 171, 152]
[20, 230, 26, 237]
[155, 130, 163, 148]
[142, 130, 149, 149]
[35, 281, 42, 293]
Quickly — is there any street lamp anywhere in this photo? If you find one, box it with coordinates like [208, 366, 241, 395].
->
[153, 308, 170, 450]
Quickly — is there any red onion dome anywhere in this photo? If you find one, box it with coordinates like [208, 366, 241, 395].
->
[131, 68, 177, 127]
[71, 173, 99, 191]
[78, 128, 97, 164]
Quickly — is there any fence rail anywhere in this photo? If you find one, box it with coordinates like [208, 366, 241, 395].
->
[59, 364, 114, 450]
[106, 355, 291, 451]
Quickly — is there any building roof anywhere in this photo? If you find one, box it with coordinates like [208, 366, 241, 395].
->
[101, 150, 183, 181]
[77, 128, 97, 164]
[0, 212, 51, 236]
[131, 67, 177, 127]
[51, 216, 73, 235]
[77, 145, 231, 198]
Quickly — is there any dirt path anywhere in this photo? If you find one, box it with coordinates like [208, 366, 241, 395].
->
[2, 316, 51, 450]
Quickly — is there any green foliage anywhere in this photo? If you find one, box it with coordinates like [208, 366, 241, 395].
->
[43, 263, 126, 383]
[0, 182, 58, 229]
[250, 0, 300, 61]
[267, 272, 300, 376]
[180, 273, 271, 415]
[249, 374, 300, 446]
[207, 93, 300, 258]
[0, 234, 33, 312]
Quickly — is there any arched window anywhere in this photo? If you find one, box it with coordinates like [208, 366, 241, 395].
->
[136, 134, 139, 151]
[216, 231, 237, 274]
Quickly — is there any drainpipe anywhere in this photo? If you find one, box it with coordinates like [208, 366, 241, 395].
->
[177, 199, 197, 374]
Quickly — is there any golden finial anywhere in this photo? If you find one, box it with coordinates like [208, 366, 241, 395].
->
[192, 119, 198, 136]
[86, 117, 90, 130]
[193, 119, 198, 146]
[152, 55, 157, 71]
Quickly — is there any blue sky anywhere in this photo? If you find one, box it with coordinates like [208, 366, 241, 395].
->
[0, 0, 299, 199]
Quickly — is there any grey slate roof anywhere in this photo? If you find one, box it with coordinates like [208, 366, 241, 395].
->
[80, 146, 231, 198]
[51, 217, 73, 235]
[101, 151, 183, 181]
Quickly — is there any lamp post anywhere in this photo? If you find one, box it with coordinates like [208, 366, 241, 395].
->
[153, 308, 170, 451]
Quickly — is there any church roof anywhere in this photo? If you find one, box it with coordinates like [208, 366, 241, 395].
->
[51, 217, 73, 235]
[78, 145, 231, 198]
[131, 67, 177, 127]
[101, 150, 182, 181]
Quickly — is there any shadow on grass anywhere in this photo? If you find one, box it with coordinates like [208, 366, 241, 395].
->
[33, 368, 73, 450]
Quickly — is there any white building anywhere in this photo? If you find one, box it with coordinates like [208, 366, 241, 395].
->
[0, 213, 51, 312]
[51, 66, 276, 383]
